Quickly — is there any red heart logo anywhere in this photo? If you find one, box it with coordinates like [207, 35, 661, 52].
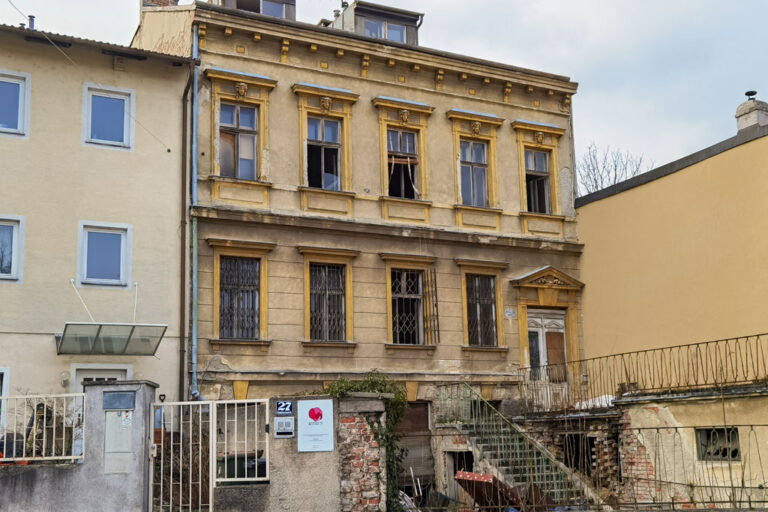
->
[308, 407, 323, 422]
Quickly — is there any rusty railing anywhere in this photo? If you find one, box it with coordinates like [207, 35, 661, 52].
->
[520, 332, 768, 413]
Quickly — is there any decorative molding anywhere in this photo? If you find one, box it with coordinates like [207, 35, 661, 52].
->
[204, 68, 277, 89]
[197, 23, 207, 48]
[510, 265, 584, 290]
[379, 253, 437, 264]
[297, 246, 360, 258]
[503, 81, 512, 103]
[454, 258, 508, 270]
[446, 109, 504, 126]
[371, 97, 434, 115]
[360, 54, 370, 78]
[308, 43, 317, 52]
[291, 83, 359, 102]
[435, 68, 445, 91]
[319, 96, 332, 112]
[411, 63, 420, 72]
[223, 26, 232, 37]
[387, 58, 396, 67]
[234, 82, 248, 98]
[561, 93, 572, 113]
[252, 32, 261, 42]
[206, 239, 276, 252]
[399, 109, 410, 124]
[471, 121, 481, 135]
[511, 120, 565, 137]
[335, 48, 345, 58]
[280, 38, 290, 63]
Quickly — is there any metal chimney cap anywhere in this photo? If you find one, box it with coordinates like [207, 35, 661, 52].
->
[746, 90, 757, 99]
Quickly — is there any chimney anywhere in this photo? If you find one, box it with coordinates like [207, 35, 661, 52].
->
[736, 91, 768, 133]
[28, 15, 35, 30]
[142, 0, 180, 7]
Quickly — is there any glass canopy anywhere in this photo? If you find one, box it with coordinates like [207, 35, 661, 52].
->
[57, 322, 167, 355]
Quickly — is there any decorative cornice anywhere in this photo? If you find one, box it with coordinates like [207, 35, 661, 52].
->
[204, 67, 277, 89]
[447, 109, 504, 126]
[297, 246, 360, 258]
[379, 253, 437, 264]
[206, 239, 276, 252]
[371, 96, 434, 115]
[511, 120, 565, 136]
[291, 82, 359, 102]
[454, 258, 509, 270]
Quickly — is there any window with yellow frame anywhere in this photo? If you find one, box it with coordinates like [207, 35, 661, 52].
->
[298, 246, 359, 343]
[447, 109, 504, 209]
[209, 239, 275, 341]
[292, 83, 359, 192]
[372, 97, 434, 201]
[456, 259, 507, 347]
[204, 68, 277, 181]
[511, 120, 566, 216]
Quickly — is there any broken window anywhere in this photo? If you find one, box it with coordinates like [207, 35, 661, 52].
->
[466, 274, 497, 346]
[525, 149, 551, 214]
[459, 139, 488, 207]
[220, 103, 258, 180]
[219, 256, 260, 339]
[696, 427, 740, 461]
[309, 263, 346, 341]
[391, 268, 439, 345]
[307, 117, 341, 191]
[387, 129, 418, 199]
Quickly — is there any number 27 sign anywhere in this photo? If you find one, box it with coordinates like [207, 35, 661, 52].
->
[276, 400, 293, 416]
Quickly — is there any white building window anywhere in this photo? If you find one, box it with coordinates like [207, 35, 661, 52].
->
[77, 221, 132, 287]
[0, 215, 24, 282]
[0, 69, 30, 137]
[82, 84, 134, 148]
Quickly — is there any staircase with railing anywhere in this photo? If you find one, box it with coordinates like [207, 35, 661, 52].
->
[436, 382, 605, 510]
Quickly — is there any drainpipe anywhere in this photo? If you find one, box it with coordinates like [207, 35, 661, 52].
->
[178, 68, 192, 402]
[189, 24, 201, 400]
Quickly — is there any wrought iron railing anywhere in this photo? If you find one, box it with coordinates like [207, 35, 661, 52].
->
[436, 383, 597, 509]
[0, 393, 85, 463]
[520, 332, 768, 413]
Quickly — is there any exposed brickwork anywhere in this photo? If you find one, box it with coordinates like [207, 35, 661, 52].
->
[338, 413, 385, 512]
[617, 410, 656, 503]
[143, 0, 179, 6]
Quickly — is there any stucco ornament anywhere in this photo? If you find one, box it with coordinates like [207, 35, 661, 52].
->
[471, 121, 481, 135]
[532, 276, 567, 287]
[535, 131, 544, 144]
[319, 96, 332, 112]
[234, 82, 248, 98]
[399, 109, 410, 124]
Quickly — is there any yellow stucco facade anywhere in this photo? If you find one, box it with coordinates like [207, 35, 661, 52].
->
[578, 131, 768, 358]
[0, 28, 189, 398]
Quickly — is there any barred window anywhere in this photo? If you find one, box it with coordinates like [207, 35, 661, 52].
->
[525, 149, 551, 214]
[219, 256, 260, 339]
[696, 427, 740, 461]
[220, 103, 258, 180]
[387, 129, 418, 199]
[309, 263, 346, 341]
[466, 274, 497, 346]
[391, 268, 439, 345]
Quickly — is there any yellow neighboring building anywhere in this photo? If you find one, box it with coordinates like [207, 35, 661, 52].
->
[577, 96, 768, 357]
[0, 25, 189, 399]
[134, 0, 583, 494]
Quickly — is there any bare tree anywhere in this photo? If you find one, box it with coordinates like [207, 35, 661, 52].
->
[576, 143, 653, 196]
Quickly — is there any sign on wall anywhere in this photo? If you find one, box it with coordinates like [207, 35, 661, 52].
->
[297, 399, 334, 452]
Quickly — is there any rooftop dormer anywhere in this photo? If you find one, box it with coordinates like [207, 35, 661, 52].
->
[325, 1, 423, 46]
[211, 0, 296, 20]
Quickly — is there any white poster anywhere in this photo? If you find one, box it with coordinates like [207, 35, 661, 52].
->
[297, 399, 334, 452]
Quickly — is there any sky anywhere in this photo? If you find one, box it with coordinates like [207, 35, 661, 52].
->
[2, 0, 766, 169]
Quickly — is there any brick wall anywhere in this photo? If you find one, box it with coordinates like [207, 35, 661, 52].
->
[338, 409, 386, 512]
[143, 0, 180, 6]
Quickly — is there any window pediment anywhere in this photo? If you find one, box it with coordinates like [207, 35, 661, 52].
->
[510, 265, 583, 290]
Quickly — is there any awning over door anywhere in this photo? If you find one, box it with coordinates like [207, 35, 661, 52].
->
[56, 322, 166, 355]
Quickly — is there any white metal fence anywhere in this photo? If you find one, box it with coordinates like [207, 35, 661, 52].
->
[0, 393, 85, 463]
[151, 399, 269, 512]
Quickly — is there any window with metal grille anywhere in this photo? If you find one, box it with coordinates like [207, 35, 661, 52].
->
[459, 139, 488, 207]
[219, 256, 260, 339]
[391, 268, 439, 345]
[307, 117, 341, 191]
[466, 274, 497, 346]
[525, 149, 551, 214]
[387, 129, 418, 199]
[220, 103, 258, 180]
[696, 427, 740, 461]
[309, 263, 346, 341]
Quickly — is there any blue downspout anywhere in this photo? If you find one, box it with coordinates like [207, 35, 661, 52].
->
[190, 25, 201, 400]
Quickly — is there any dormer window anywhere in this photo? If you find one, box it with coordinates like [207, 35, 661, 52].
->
[220, 0, 295, 20]
[261, 0, 283, 17]
[363, 18, 405, 43]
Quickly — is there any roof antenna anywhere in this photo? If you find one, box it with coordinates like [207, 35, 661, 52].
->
[746, 90, 757, 100]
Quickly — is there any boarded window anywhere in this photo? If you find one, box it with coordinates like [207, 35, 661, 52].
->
[546, 331, 566, 382]
[396, 403, 433, 485]
[219, 256, 260, 339]
[309, 263, 346, 341]
[466, 274, 497, 346]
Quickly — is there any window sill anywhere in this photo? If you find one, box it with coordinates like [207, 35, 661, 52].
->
[209, 338, 272, 353]
[380, 196, 432, 205]
[385, 343, 436, 355]
[454, 204, 502, 213]
[520, 211, 565, 220]
[0, 275, 19, 281]
[302, 340, 357, 353]
[84, 139, 132, 151]
[80, 279, 128, 288]
[298, 186, 356, 198]
[462, 346, 509, 357]
[209, 175, 273, 187]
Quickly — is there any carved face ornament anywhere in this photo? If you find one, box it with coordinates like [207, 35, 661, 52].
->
[319, 96, 332, 112]
[399, 109, 410, 124]
[471, 121, 481, 135]
[234, 82, 248, 98]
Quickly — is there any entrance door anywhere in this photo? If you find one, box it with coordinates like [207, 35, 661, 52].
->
[74, 368, 126, 392]
[526, 310, 568, 410]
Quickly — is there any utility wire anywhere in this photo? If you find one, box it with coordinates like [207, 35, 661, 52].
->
[5, 0, 173, 152]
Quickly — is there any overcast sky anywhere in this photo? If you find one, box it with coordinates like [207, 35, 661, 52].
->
[2, 0, 766, 169]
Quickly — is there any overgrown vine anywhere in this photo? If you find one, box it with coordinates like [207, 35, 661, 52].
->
[320, 370, 408, 512]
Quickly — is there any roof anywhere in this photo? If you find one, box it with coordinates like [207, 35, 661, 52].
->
[194, 2, 577, 89]
[576, 123, 768, 208]
[0, 23, 195, 64]
[354, 1, 424, 20]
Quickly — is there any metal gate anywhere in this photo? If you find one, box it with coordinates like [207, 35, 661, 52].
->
[151, 400, 269, 511]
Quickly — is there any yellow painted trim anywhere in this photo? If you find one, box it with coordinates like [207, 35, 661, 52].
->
[380, 197, 431, 224]
[371, 97, 435, 115]
[290, 83, 360, 103]
[209, 79, 272, 180]
[454, 205, 502, 231]
[381, 256, 436, 344]
[513, 124, 564, 216]
[204, 68, 277, 89]
[510, 265, 584, 290]
[232, 380, 249, 400]
[299, 187, 354, 216]
[212, 244, 272, 341]
[520, 211, 565, 236]
[459, 266, 505, 347]
[375, 104, 431, 201]
[447, 109, 504, 126]
[209, 176, 271, 208]
[450, 119, 500, 208]
[294, 91, 355, 191]
[300, 249, 358, 342]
